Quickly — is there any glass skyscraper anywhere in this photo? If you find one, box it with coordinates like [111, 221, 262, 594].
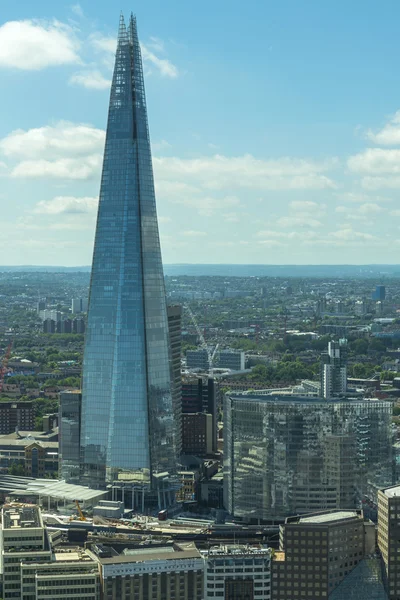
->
[224, 394, 394, 521]
[80, 14, 179, 503]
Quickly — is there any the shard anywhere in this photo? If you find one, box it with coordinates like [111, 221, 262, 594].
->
[80, 14, 179, 507]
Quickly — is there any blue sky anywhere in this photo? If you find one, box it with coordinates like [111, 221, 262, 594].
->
[1, 0, 400, 265]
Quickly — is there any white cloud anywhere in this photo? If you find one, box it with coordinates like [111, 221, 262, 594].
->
[366, 110, 400, 145]
[158, 216, 172, 224]
[358, 202, 384, 214]
[69, 70, 110, 90]
[335, 206, 348, 213]
[152, 139, 172, 152]
[11, 155, 102, 180]
[89, 33, 116, 54]
[336, 191, 391, 203]
[140, 43, 178, 78]
[223, 212, 240, 222]
[0, 121, 105, 159]
[182, 230, 208, 237]
[277, 216, 322, 228]
[153, 154, 337, 191]
[171, 194, 241, 217]
[0, 19, 80, 70]
[289, 200, 319, 211]
[33, 196, 98, 215]
[71, 4, 84, 18]
[390, 210, 400, 216]
[331, 228, 377, 241]
[348, 148, 400, 174]
[361, 176, 400, 190]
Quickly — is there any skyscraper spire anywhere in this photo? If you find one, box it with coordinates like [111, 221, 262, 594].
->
[79, 14, 179, 508]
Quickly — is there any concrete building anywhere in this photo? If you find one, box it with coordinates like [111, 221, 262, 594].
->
[0, 504, 52, 600]
[182, 412, 213, 456]
[0, 401, 34, 434]
[71, 298, 88, 314]
[203, 544, 272, 600]
[182, 376, 218, 453]
[93, 542, 203, 600]
[321, 340, 347, 399]
[224, 394, 393, 521]
[272, 510, 375, 600]
[0, 503, 100, 600]
[217, 349, 245, 371]
[378, 484, 400, 599]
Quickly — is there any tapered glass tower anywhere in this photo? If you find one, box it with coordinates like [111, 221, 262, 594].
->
[80, 14, 179, 502]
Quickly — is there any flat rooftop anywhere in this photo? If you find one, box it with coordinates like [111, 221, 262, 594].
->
[97, 543, 201, 565]
[2, 504, 41, 530]
[298, 511, 359, 525]
[207, 545, 271, 557]
[230, 394, 388, 405]
[382, 485, 400, 498]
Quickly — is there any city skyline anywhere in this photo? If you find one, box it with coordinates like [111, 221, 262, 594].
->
[1, 1, 400, 265]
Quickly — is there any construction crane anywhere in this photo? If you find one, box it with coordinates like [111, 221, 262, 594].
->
[184, 304, 218, 373]
[75, 500, 86, 521]
[0, 341, 13, 395]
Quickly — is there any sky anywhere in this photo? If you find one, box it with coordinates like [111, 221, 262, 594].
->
[1, 1, 400, 265]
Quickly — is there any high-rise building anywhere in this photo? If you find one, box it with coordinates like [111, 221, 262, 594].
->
[71, 298, 88, 314]
[80, 14, 178, 507]
[168, 304, 182, 457]
[203, 545, 272, 600]
[321, 340, 347, 399]
[272, 510, 375, 600]
[372, 285, 386, 302]
[59, 390, 81, 482]
[182, 376, 218, 453]
[224, 394, 393, 521]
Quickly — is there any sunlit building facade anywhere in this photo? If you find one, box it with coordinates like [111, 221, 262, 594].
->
[224, 394, 394, 520]
[80, 14, 178, 505]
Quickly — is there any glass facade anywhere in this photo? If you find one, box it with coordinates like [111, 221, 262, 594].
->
[224, 394, 394, 520]
[80, 15, 178, 492]
[59, 390, 81, 482]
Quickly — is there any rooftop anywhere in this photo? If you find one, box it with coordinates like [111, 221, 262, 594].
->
[0, 475, 108, 503]
[230, 393, 389, 405]
[298, 511, 359, 525]
[2, 503, 41, 530]
[382, 485, 400, 498]
[97, 542, 201, 565]
[207, 544, 271, 557]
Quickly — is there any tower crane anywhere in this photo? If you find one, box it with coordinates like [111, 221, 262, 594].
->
[184, 304, 218, 373]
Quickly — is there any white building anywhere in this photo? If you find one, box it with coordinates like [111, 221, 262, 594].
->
[203, 545, 272, 600]
[321, 340, 347, 399]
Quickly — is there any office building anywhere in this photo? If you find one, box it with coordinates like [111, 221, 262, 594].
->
[0, 430, 58, 476]
[80, 14, 179, 506]
[203, 544, 272, 600]
[224, 394, 393, 521]
[21, 548, 100, 600]
[321, 340, 347, 399]
[43, 318, 56, 333]
[168, 304, 182, 457]
[182, 376, 218, 453]
[0, 400, 34, 434]
[0, 504, 52, 600]
[187, 348, 210, 371]
[182, 412, 213, 456]
[59, 390, 81, 482]
[378, 484, 400, 599]
[373, 285, 386, 302]
[272, 510, 375, 600]
[36, 300, 46, 313]
[71, 297, 88, 314]
[93, 542, 203, 600]
[217, 349, 245, 371]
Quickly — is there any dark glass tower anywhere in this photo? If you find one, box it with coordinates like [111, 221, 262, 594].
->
[80, 14, 179, 502]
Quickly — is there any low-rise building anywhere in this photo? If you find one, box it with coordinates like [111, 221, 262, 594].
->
[93, 542, 204, 600]
[203, 544, 272, 600]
